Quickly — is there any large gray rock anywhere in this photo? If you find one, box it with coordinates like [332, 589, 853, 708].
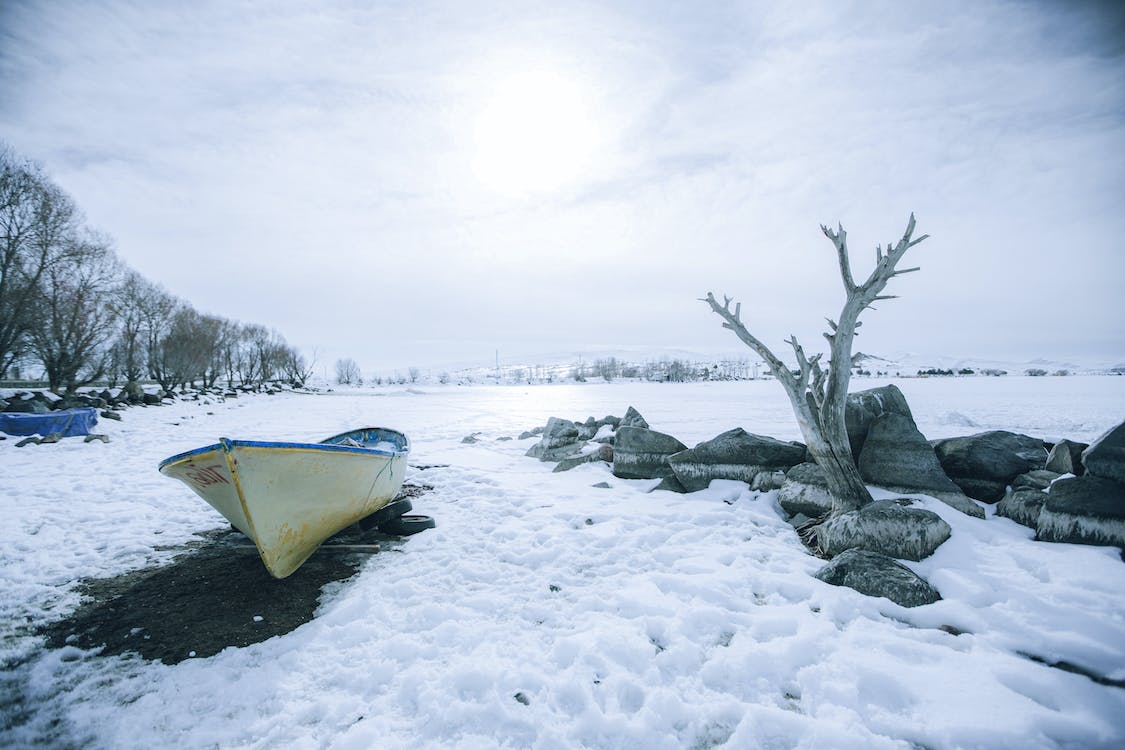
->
[1011, 469, 1060, 492]
[526, 417, 584, 461]
[996, 488, 1048, 529]
[526, 441, 585, 461]
[777, 462, 835, 518]
[612, 426, 687, 479]
[1082, 422, 1125, 485]
[576, 417, 599, 440]
[859, 413, 983, 517]
[4, 395, 50, 414]
[649, 475, 688, 494]
[1036, 475, 1125, 548]
[1045, 439, 1087, 476]
[932, 431, 1048, 502]
[541, 417, 580, 448]
[815, 499, 952, 561]
[845, 385, 914, 460]
[814, 548, 941, 608]
[553, 444, 614, 473]
[619, 406, 649, 430]
[667, 428, 806, 492]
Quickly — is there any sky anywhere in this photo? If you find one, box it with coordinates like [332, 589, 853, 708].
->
[1, 0, 1123, 375]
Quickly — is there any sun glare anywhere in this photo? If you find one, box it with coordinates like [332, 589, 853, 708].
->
[471, 70, 599, 195]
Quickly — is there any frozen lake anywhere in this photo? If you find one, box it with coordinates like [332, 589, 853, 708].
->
[2, 376, 1124, 749]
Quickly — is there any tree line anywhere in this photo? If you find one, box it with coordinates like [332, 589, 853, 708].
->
[0, 143, 311, 394]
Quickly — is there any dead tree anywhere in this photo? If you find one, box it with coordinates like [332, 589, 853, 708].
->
[703, 214, 928, 513]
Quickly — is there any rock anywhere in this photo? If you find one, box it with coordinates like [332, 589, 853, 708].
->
[859, 413, 983, 517]
[576, 417, 599, 440]
[99, 410, 123, 421]
[948, 477, 1008, 502]
[1045, 439, 1087, 476]
[1082, 422, 1125, 485]
[594, 434, 615, 446]
[750, 469, 788, 491]
[814, 548, 941, 608]
[518, 428, 543, 440]
[601, 415, 621, 429]
[0, 397, 7, 411]
[1036, 475, 1125, 548]
[1011, 469, 1061, 492]
[39, 432, 62, 444]
[541, 417, 580, 448]
[845, 384, 914, 460]
[815, 499, 952, 561]
[612, 426, 687, 479]
[526, 442, 583, 461]
[15, 436, 40, 447]
[932, 431, 1048, 501]
[649, 475, 688, 493]
[58, 394, 106, 410]
[619, 406, 649, 430]
[123, 381, 145, 404]
[591, 482, 612, 489]
[996, 488, 1047, 529]
[460, 433, 481, 444]
[553, 444, 613, 472]
[526, 418, 584, 461]
[84, 434, 109, 444]
[142, 392, 164, 405]
[4, 396, 50, 414]
[777, 462, 835, 518]
[667, 428, 806, 492]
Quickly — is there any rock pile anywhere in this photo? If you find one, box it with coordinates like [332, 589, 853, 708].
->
[2, 382, 303, 446]
[516, 387, 1125, 608]
[1000, 422, 1125, 549]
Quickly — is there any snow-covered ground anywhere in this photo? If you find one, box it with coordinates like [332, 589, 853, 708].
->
[2, 377, 1125, 749]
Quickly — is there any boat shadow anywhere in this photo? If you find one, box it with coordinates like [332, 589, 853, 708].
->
[38, 524, 406, 665]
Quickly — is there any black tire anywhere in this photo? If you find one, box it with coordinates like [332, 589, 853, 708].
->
[358, 498, 413, 531]
[377, 514, 436, 536]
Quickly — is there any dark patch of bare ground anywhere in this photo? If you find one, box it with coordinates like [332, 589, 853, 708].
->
[37, 482, 433, 665]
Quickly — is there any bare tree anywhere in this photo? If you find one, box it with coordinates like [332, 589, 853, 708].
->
[109, 271, 164, 385]
[703, 215, 928, 513]
[335, 357, 361, 385]
[26, 231, 119, 394]
[149, 305, 211, 391]
[280, 345, 315, 387]
[408, 366, 420, 384]
[0, 147, 80, 377]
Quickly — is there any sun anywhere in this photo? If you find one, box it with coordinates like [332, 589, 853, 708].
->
[471, 70, 599, 195]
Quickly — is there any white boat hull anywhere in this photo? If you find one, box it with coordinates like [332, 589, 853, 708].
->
[159, 430, 409, 578]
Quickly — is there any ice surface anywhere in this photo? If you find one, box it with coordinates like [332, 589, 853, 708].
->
[2, 377, 1124, 748]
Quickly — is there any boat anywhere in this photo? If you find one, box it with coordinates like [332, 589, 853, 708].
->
[0, 407, 99, 437]
[158, 427, 410, 578]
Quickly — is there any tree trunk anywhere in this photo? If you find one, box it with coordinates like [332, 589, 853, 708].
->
[704, 215, 928, 516]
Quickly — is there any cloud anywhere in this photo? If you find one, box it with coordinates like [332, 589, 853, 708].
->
[1, 0, 1122, 372]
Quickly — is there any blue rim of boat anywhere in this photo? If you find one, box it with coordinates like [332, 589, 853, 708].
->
[158, 429, 409, 471]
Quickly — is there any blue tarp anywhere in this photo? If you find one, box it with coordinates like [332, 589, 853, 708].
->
[0, 407, 98, 437]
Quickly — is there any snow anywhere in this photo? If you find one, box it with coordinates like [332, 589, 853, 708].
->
[3, 377, 1125, 749]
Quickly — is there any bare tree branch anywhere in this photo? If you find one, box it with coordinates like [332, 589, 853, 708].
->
[704, 215, 930, 513]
